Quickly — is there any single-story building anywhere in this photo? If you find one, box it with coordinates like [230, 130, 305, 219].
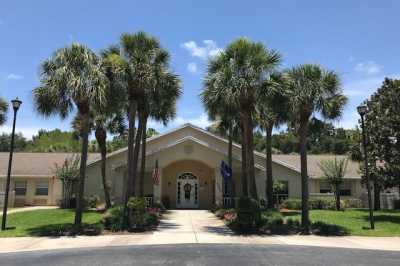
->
[86, 123, 367, 208]
[1, 123, 368, 209]
[0, 153, 99, 207]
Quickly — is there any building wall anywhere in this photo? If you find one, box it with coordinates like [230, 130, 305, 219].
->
[0, 176, 61, 207]
[161, 160, 214, 209]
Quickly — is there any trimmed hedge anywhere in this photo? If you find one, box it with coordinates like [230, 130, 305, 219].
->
[280, 198, 363, 210]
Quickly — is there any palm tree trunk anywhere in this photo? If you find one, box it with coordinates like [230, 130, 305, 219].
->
[228, 125, 235, 198]
[373, 182, 381, 210]
[265, 123, 274, 209]
[95, 127, 112, 209]
[123, 100, 136, 226]
[335, 184, 341, 211]
[132, 109, 145, 196]
[75, 111, 90, 227]
[139, 115, 148, 197]
[243, 111, 257, 199]
[298, 120, 310, 233]
[240, 122, 248, 197]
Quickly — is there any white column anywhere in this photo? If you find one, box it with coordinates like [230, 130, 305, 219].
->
[153, 168, 162, 204]
[214, 167, 223, 206]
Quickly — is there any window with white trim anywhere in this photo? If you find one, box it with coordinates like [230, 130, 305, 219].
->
[14, 181, 27, 196]
[35, 181, 48, 196]
[319, 181, 332, 193]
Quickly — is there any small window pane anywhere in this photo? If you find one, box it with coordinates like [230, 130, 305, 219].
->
[35, 181, 48, 196]
[15, 181, 27, 196]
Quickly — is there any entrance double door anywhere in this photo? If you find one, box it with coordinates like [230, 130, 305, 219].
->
[176, 172, 199, 209]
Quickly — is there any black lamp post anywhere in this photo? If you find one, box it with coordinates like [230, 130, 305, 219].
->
[357, 104, 374, 230]
[1, 97, 22, 231]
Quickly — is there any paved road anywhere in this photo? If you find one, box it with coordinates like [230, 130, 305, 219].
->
[0, 244, 399, 266]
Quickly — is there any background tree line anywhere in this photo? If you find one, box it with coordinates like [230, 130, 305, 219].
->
[0, 128, 159, 153]
[207, 118, 359, 155]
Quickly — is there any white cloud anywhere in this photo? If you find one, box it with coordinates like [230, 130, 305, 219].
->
[343, 74, 400, 98]
[187, 62, 198, 73]
[148, 113, 212, 132]
[181, 40, 223, 60]
[354, 61, 382, 75]
[6, 74, 24, 80]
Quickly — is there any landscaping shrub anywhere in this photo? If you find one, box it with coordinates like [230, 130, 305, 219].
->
[281, 198, 341, 210]
[28, 223, 103, 237]
[127, 197, 146, 230]
[311, 221, 349, 236]
[309, 198, 336, 210]
[280, 199, 302, 210]
[143, 212, 159, 227]
[102, 205, 124, 231]
[87, 195, 100, 209]
[343, 198, 363, 208]
[152, 202, 166, 211]
[233, 197, 261, 232]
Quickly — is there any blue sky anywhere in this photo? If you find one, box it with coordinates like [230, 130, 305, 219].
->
[0, 1, 399, 139]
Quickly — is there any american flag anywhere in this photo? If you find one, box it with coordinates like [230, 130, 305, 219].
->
[152, 159, 160, 185]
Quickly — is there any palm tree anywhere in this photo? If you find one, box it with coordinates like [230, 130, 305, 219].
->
[0, 98, 8, 126]
[285, 64, 347, 232]
[256, 72, 289, 208]
[318, 157, 348, 211]
[202, 38, 281, 199]
[118, 32, 166, 204]
[202, 57, 243, 197]
[33, 43, 107, 226]
[139, 72, 181, 196]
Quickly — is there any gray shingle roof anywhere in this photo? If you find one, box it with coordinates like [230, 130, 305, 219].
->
[0, 153, 100, 177]
[272, 154, 361, 179]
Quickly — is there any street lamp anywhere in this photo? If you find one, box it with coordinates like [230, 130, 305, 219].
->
[1, 97, 22, 231]
[357, 104, 374, 229]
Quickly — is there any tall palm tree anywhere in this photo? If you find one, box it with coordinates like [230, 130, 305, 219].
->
[139, 72, 181, 196]
[256, 72, 289, 208]
[285, 64, 347, 232]
[33, 43, 107, 226]
[0, 98, 8, 126]
[202, 38, 281, 199]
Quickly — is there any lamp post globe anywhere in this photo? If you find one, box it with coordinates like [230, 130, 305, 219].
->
[357, 104, 368, 116]
[11, 98, 22, 111]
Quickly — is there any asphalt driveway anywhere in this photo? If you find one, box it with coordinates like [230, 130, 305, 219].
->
[0, 244, 399, 266]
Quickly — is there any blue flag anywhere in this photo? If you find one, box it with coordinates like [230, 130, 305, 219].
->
[220, 161, 232, 181]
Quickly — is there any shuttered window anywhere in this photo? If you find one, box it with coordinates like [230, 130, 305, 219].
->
[35, 181, 48, 196]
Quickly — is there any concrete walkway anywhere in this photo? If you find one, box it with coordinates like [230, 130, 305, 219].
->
[0, 206, 58, 216]
[0, 210, 400, 253]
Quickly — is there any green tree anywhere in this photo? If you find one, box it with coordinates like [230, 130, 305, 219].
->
[0, 132, 28, 151]
[202, 38, 281, 199]
[25, 129, 80, 152]
[0, 97, 8, 126]
[285, 64, 347, 232]
[53, 155, 80, 209]
[318, 158, 348, 211]
[33, 43, 107, 226]
[138, 71, 181, 196]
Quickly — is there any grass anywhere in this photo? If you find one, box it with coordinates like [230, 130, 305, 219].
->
[282, 209, 400, 236]
[0, 209, 102, 237]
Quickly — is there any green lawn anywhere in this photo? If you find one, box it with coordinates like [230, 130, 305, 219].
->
[282, 209, 400, 236]
[0, 209, 102, 237]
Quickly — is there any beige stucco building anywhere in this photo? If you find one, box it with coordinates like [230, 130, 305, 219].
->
[1, 124, 366, 209]
[84, 124, 365, 209]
